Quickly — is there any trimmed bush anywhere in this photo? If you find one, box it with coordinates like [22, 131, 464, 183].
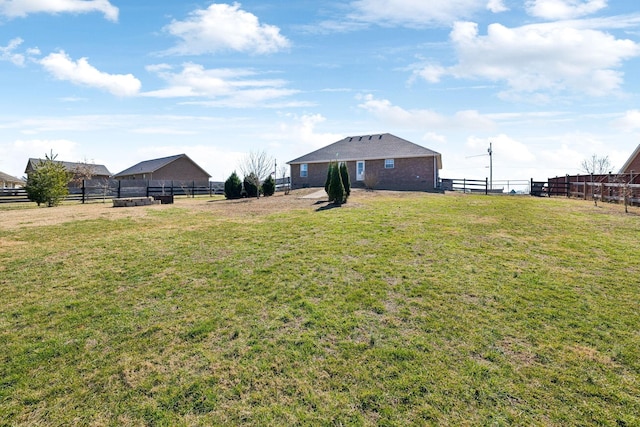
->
[324, 164, 332, 194]
[339, 162, 351, 199]
[327, 161, 346, 205]
[224, 171, 243, 199]
[262, 175, 275, 196]
[243, 173, 260, 198]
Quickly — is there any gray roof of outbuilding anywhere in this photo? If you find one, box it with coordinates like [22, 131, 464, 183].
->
[113, 154, 211, 178]
[287, 133, 442, 168]
[26, 159, 111, 176]
[0, 171, 24, 183]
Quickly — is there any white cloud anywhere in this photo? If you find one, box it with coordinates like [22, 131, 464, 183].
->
[611, 110, 640, 132]
[143, 62, 298, 108]
[526, 0, 607, 20]
[7, 138, 79, 175]
[415, 20, 640, 99]
[358, 94, 495, 130]
[40, 51, 141, 97]
[347, 0, 486, 27]
[0, 37, 26, 66]
[278, 113, 344, 151]
[164, 3, 290, 55]
[467, 134, 536, 163]
[423, 132, 447, 144]
[487, 0, 508, 13]
[0, 0, 118, 22]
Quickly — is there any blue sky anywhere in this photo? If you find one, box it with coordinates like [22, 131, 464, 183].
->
[1, 0, 639, 184]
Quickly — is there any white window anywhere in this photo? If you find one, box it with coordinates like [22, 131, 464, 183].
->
[300, 163, 308, 177]
[385, 159, 395, 169]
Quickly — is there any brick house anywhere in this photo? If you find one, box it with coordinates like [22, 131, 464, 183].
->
[113, 154, 210, 183]
[619, 144, 640, 175]
[287, 133, 442, 191]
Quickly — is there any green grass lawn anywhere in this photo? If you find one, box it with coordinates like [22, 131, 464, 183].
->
[1, 192, 639, 426]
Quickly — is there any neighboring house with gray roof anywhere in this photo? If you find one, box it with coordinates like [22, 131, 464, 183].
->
[0, 171, 25, 189]
[113, 154, 210, 183]
[287, 133, 442, 191]
[25, 159, 111, 182]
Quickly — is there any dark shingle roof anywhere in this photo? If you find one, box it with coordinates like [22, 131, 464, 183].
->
[113, 154, 211, 178]
[288, 133, 441, 168]
[114, 154, 185, 177]
[26, 159, 111, 176]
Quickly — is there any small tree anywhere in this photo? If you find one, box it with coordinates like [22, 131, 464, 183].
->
[70, 158, 95, 187]
[25, 151, 71, 207]
[581, 154, 613, 175]
[327, 161, 346, 205]
[243, 173, 260, 198]
[279, 165, 290, 195]
[262, 175, 275, 196]
[224, 171, 243, 199]
[339, 162, 351, 199]
[239, 150, 274, 199]
[363, 170, 379, 190]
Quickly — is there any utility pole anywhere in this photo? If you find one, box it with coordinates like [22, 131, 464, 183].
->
[488, 142, 493, 190]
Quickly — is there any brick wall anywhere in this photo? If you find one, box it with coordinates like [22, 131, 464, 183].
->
[290, 156, 439, 191]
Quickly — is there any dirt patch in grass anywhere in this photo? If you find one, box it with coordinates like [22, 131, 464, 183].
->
[0, 188, 407, 230]
[1, 189, 635, 233]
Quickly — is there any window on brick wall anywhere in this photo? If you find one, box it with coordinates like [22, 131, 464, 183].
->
[385, 159, 395, 169]
[300, 163, 308, 177]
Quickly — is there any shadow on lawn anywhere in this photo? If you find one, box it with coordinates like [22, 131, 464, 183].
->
[315, 201, 342, 211]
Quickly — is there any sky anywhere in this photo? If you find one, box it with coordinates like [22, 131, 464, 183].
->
[1, 0, 639, 186]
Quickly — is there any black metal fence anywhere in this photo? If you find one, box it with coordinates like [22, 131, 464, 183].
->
[440, 178, 530, 194]
[0, 177, 291, 204]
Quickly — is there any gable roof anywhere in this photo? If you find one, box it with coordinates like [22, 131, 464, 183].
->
[25, 159, 111, 176]
[619, 144, 640, 174]
[287, 133, 442, 168]
[0, 171, 24, 184]
[113, 154, 211, 178]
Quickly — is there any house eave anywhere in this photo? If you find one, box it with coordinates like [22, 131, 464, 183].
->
[288, 153, 442, 169]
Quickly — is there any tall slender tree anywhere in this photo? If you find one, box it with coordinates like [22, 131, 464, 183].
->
[327, 161, 346, 205]
[339, 162, 351, 199]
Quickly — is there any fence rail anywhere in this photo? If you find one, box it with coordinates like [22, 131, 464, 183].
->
[440, 178, 489, 194]
[440, 178, 530, 194]
[0, 177, 291, 204]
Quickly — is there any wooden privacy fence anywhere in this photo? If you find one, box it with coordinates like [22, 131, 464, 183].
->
[540, 173, 640, 206]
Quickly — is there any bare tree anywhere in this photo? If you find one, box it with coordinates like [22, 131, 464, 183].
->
[581, 154, 613, 175]
[279, 165, 290, 195]
[238, 150, 274, 198]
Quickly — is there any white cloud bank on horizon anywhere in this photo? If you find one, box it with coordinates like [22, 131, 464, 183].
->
[164, 3, 290, 55]
[414, 20, 640, 101]
[0, 0, 118, 22]
[40, 51, 141, 97]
